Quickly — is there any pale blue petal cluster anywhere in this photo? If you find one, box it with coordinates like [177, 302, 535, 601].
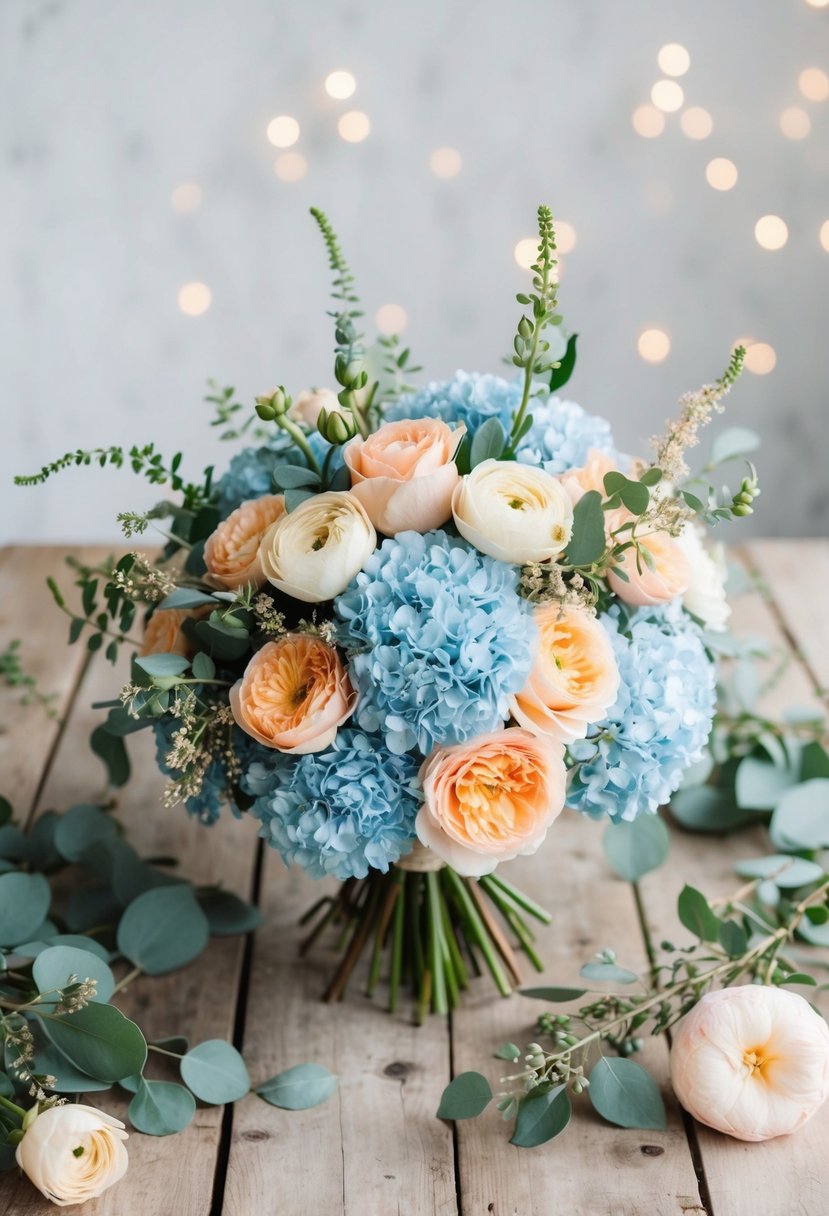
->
[216, 432, 335, 515]
[514, 396, 618, 475]
[335, 530, 536, 756]
[567, 602, 716, 823]
[242, 729, 420, 880]
[386, 371, 522, 435]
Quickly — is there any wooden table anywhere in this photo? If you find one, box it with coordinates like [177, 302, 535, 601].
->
[0, 540, 826, 1216]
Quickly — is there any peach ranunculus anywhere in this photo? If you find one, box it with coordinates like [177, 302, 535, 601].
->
[141, 608, 193, 658]
[204, 494, 285, 591]
[416, 728, 567, 876]
[509, 605, 620, 744]
[670, 985, 829, 1142]
[607, 529, 690, 607]
[289, 387, 342, 429]
[559, 448, 621, 506]
[343, 417, 466, 536]
[16, 1103, 129, 1207]
[230, 634, 356, 754]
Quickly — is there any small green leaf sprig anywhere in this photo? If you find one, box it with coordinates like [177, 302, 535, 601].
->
[0, 642, 57, 718]
[438, 871, 829, 1148]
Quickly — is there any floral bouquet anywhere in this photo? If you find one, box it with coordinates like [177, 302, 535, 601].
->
[17, 205, 759, 1017]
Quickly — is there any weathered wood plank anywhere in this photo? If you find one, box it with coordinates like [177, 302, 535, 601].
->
[637, 544, 829, 1216]
[0, 551, 260, 1216]
[745, 539, 829, 694]
[222, 853, 458, 1216]
[452, 812, 706, 1216]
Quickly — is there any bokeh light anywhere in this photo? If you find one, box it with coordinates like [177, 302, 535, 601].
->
[754, 214, 789, 250]
[170, 183, 202, 213]
[743, 342, 777, 374]
[555, 220, 577, 253]
[657, 44, 691, 77]
[680, 107, 713, 139]
[274, 152, 308, 182]
[266, 115, 300, 148]
[651, 79, 684, 112]
[177, 282, 212, 316]
[779, 106, 811, 139]
[820, 219, 829, 251]
[325, 70, 356, 100]
[429, 147, 463, 177]
[632, 104, 665, 137]
[705, 157, 738, 190]
[338, 110, 371, 142]
[804, 1, 829, 9]
[799, 67, 829, 101]
[513, 238, 537, 269]
[375, 303, 408, 334]
[637, 328, 671, 363]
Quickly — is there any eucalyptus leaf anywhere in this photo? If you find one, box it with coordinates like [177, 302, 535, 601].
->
[198, 890, 263, 936]
[191, 652, 216, 682]
[435, 1071, 493, 1120]
[117, 886, 209, 975]
[90, 725, 131, 788]
[510, 1084, 571, 1148]
[41, 1003, 147, 1083]
[520, 986, 587, 1002]
[549, 333, 578, 391]
[31, 1042, 112, 1094]
[494, 1043, 521, 1061]
[735, 756, 798, 811]
[711, 426, 761, 465]
[284, 488, 317, 513]
[588, 1057, 666, 1130]
[53, 805, 118, 863]
[565, 491, 605, 566]
[770, 780, 829, 851]
[129, 1079, 196, 1136]
[801, 742, 829, 782]
[602, 816, 669, 882]
[733, 854, 824, 889]
[678, 885, 721, 942]
[257, 1062, 337, 1112]
[159, 588, 218, 611]
[669, 786, 756, 833]
[0, 872, 51, 947]
[33, 945, 115, 1005]
[469, 417, 506, 468]
[718, 919, 748, 958]
[180, 1040, 250, 1104]
[579, 963, 638, 984]
[134, 653, 190, 679]
[273, 464, 321, 490]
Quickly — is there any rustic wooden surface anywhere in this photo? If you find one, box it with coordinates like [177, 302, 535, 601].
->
[0, 540, 826, 1216]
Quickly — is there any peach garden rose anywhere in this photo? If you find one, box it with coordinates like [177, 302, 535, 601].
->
[204, 494, 285, 591]
[416, 728, 567, 876]
[670, 985, 829, 1142]
[509, 605, 620, 743]
[344, 416, 465, 536]
[141, 608, 193, 658]
[230, 634, 356, 754]
[16, 1103, 129, 1207]
[607, 528, 690, 607]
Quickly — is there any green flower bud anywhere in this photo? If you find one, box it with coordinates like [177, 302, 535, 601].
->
[255, 401, 276, 421]
[318, 408, 359, 445]
[732, 503, 753, 517]
[255, 387, 289, 417]
[518, 316, 534, 339]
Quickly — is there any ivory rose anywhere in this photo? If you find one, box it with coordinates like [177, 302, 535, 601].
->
[677, 523, 731, 632]
[509, 605, 620, 743]
[230, 634, 356, 753]
[344, 417, 465, 535]
[141, 609, 192, 658]
[204, 494, 285, 591]
[16, 1104, 129, 1207]
[671, 985, 829, 1142]
[452, 460, 573, 564]
[416, 728, 567, 876]
[607, 529, 690, 607]
[289, 387, 342, 429]
[259, 491, 376, 603]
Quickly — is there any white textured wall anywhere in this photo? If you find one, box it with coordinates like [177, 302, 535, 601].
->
[3, 0, 828, 543]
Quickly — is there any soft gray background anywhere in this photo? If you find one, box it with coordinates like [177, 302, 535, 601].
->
[3, 0, 828, 543]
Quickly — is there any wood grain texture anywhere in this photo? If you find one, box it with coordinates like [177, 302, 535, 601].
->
[745, 539, 829, 693]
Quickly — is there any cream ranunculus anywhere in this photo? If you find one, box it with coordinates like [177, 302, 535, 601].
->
[607, 529, 690, 607]
[16, 1104, 129, 1207]
[289, 387, 342, 429]
[204, 494, 285, 591]
[451, 460, 573, 564]
[677, 523, 731, 632]
[670, 985, 829, 1142]
[259, 491, 377, 603]
[344, 417, 465, 536]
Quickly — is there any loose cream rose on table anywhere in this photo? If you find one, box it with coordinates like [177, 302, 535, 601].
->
[607, 528, 690, 607]
[344, 417, 465, 535]
[289, 387, 342, 429]
[230, 633, 356, 753]
[509, 605, 620, 743]
[677, 523, 731, 632]
[16, 1104, 129, 1207]
[670, 985, 829, 1142]
[204, 493, 285, 591]
[452, 460, 573, 564]
[416, 728, 567, 876]
[259, 490, 376, 602]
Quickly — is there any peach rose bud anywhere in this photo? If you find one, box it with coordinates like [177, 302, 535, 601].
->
[416, 728, 567, 876]
[607, 529, 690, 607]
[16, 1103, 129, 1207]
[230, 634, 356, 754]
[204, 494, 285, 591]
[344, 417, 466, 536]
[671, 985, 829, 1142]
[140, 608, 193, 658]
[509, 605, 620, 743]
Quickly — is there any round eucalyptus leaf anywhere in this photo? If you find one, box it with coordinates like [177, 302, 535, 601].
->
[46, 934, 111, 962]
[32, 1042, 112, 1094]
[510, 1084, 571, 1148]
[129, 1079, 196, 1136]
[53, 805, 118, 864]
[588, 1057, 666, 1130]
[735, 757, 798, 812]
[0, 872, 51, 947]
[198, 890, 263, 936]
[669, 786, 756, 833]
[180, 1040, 250, 1104]
[33, 945, 115, 1005]
[41, 1002, 147, 1083]
[117, 886, 209, 975]
[770, 780, 829, 851]
[579, 962, 639, 984]
[602, 815, 669, 882]
[257, 1062, 337, 1112]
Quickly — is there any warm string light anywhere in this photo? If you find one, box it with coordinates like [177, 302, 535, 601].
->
[267, 115, 300, 148]
[171, 183, 202, 213]
[754, 214, 789, 250]
[820, 219, 829, 251]
[325, 70, 356, 100]
[779, 106, 811, 139]
[513, 223, 575, 268]
[657, 43, 691, 77]
[637, 328, 671, 363]
[799, 67, 829, 101]
[178, 282, 211, 316]
[274, 153, 308, 182]
[742, 342, 777, 374]
[705, 157, 738, 191]
[338, 110, 371, 142]
[680, 107, 713, 139]
[632, 104, 665, 137]
[651, 79, 684, 112]
[375, 303, 408, 334]
[429, 147, 462, 178]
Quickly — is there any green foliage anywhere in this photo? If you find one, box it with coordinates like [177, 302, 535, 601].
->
[205, 381, 270, 443]
[602, 816, 670, 882]
[41, 1004, 147, 1083]
[179, 1040, 250, 1104]
[0, 873, 51, 947]
[588, 1057, 666, 1130]
[510, 1084, 571, 1147]
[435, 1071, 492, 1120]
[549, 333, 578, 391]
[198, 890, 263, 936]
[256, 1063, 337, 1111]
[469, 417, 507, 468]
[678, 884, 721, 941]
[507, 205, 562, 452]
[0, 641, 57, 717]
[520, 986, 587, 1002]
[129, 1079, 196, 1136]
[117, 887, 210, 974]
[564, 491, 605, 566]
[769, 779, 829, 851]
[33, 946, 115, 1005]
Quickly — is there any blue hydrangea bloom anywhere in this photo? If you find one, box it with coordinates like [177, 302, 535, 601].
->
[335, 530, 537, 756]
[386, 371, 523, 435]
[515, 397, 618, 476]
[216, 431, 335, 515]
[153, 718, 261, 825]
[567, 602, 716, 823]
[242, 729, 421, 880]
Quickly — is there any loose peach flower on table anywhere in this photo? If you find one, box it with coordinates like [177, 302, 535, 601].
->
[344, 417, 465, 536]
[670, 985, 829, 1142]
[289, 387, 342, 429]
[452, 460, 574, 565]
[509, 605, 620, 743]
[416, 727, 567, 876]
[259, 490, 377, 602]
[204, 494, 285, 591]
[230, 634, 356, 753]
[16, 1103, 129, 1207]
[607, 528, 690, 607]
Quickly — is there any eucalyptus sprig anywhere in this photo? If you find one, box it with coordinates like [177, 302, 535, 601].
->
[438, 874, 829, 1147]
[0, 642, 57, 718]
